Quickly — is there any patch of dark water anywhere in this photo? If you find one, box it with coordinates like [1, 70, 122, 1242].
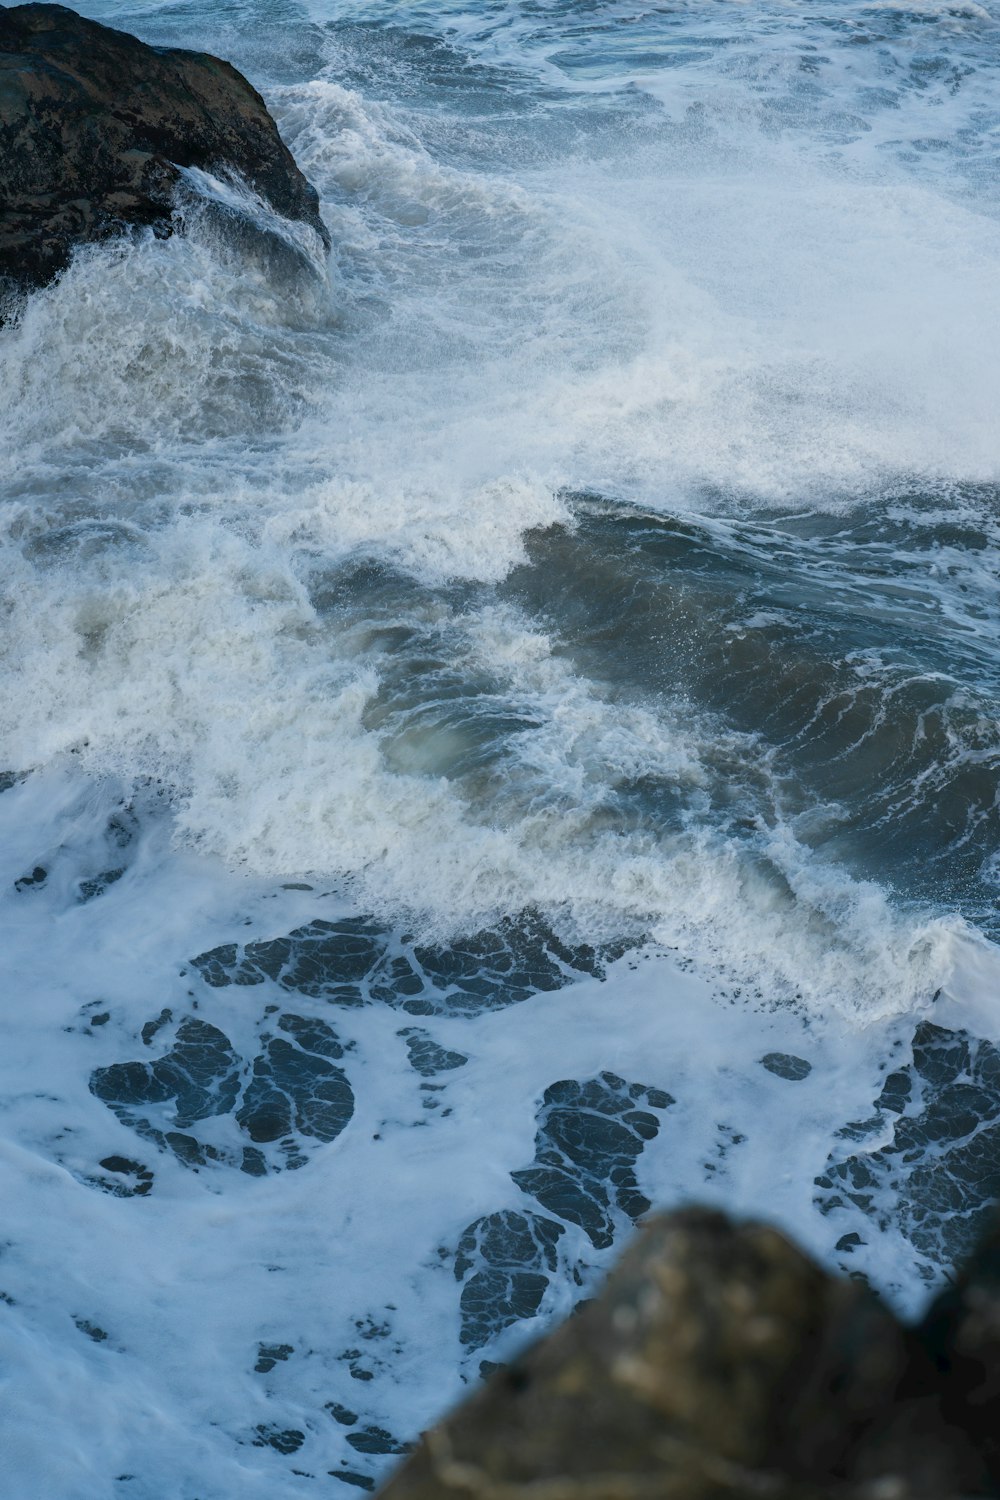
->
[501, 494, 1000, 933]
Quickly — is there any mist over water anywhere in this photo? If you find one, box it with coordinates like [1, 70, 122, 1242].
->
[3, 1, 1000, 1494]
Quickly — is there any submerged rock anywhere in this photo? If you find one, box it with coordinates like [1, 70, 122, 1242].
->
[377, 1207, 998, 1499]
[0, 2, 328, 296]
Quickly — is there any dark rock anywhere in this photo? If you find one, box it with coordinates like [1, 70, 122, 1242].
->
[78, 868, 124, 902]
[241, 1145, 268, 1177]
[162, 1129, 227, 1169]
[236, 1033, 353, 1146]
[192, 920, 387, 1000]
[277, 1012, 346, 1060]
[377, 1208, 986, 1500]
[141, 1009, 173, 1047]
[74, 810, 139, 902]
[193, 943, 241, 988]
[914, 1218, 1000, 1490]
[410, 918, 617, 1012]
[449, 1073, 671, 1353]
[0, 3, 329, 296]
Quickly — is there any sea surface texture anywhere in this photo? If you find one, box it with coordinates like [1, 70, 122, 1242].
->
[3, 1, 1000, 1494]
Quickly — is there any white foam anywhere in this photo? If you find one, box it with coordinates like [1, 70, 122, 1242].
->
[6, 45, 1000, 558]
[270, 65, 1000, 510]
[3, 2, 1000, 1493]
[0, 493, 973, 1028]
[0, 794, 957, 1495]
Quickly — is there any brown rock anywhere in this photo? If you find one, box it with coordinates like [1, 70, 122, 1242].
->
[0, 3, 329, 296]
[911, 1219, 1000, 1491]
[376, 1209, 944, 1500]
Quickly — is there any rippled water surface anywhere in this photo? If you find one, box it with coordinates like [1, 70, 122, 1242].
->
[3, 1, 1000, 1494]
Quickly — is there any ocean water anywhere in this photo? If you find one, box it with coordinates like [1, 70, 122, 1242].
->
[3, 0, 1000, 1493]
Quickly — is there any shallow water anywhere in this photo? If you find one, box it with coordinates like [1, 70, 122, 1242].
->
[3, 1, 1000, 1494]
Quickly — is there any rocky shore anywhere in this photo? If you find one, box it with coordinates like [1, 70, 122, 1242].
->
[0, 2, 328, 297]
[377, 1207, 1000, 1499]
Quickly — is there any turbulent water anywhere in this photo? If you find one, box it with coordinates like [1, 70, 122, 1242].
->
[4, 0, 1000, 1493]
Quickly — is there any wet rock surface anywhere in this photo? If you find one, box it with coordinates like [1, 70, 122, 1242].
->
[378, 1207, 1000, 1500]
[0, 2, 328, 296]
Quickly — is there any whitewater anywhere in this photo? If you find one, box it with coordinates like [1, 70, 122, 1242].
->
[4, 0, 1000, 1494]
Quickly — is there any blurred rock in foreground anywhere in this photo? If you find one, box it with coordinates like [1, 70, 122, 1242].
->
[378, 1207, 999, 1498]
